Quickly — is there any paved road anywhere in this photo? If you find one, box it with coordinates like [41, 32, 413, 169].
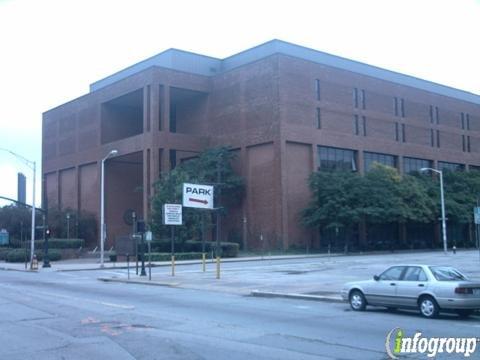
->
[1, 266, 479, 359]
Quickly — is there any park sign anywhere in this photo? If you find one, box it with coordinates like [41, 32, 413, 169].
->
[163, 204, 182, 225]
[183, 183, 214, 209]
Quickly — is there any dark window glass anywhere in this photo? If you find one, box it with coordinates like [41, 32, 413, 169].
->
[429, 105, 434, 123]
[169, 149, 177, 170]
[470, 165, 480, 172]
[362, 116, 367, 136]
[462, 135, 466, 152]
[318, 146, 357, 172]
[354, 115, 359, 135]
[467, 136, 471, 152]
[353, 88, 358, 108]
[435, 106, 440, 124]
[361, 89, 366, 109]
[461, 112, 465, 129]
[403, 267, 427, 282]
[315, 79, 321, 101]
[401, 124, 406, 142]
[401, 98, 405, 118]
[436, 130, 440, 148]
[438, 161, 465, 172]
[430, 129, 435, 147]
[394, 97, 398, 116]
[364, 152, 396, 172]
[316, 107, 321, 129]
[466, 114, 470, 130]
[379, 266, 406, 281]
[395, 122, 399, 141]
[403, 157, 433, 174]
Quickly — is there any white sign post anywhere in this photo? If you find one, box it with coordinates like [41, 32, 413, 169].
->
[474, 207, 480, 225]
[163, 204, 182, 225]
[183, 183, 214, 209]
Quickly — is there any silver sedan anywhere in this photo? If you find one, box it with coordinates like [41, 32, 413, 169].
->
[341, 264, 480, 318]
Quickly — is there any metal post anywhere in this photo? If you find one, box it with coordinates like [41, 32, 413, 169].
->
[171, 226, 175, 276]
[100, 150, 118, 269]
[439, 171, 447, 254]
[30, 161, 36, 268]
[202, 212, 206, 272]
[42, 214, 50, 268]
[66, 213, 70, 239]
[127, 254, 130, 280]
[216, 160, 221, 279]
[140, 233, 146, 276]
[148, 242, 151, 281]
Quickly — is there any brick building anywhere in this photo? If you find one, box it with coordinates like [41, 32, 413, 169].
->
[42, 40, 480, 250]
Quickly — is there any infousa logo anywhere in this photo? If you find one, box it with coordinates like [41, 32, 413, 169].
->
[385, 328, 478, 358]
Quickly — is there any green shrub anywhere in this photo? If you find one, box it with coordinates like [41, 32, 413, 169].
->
[6, 249, 62, 263]
[34, 238, 84, 249]
[0, 247, 13, 260]
[148, 252, 203, 261]
[183, 241, 239, 257]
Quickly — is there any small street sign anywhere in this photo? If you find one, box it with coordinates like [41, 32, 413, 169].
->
[182, 183, 214, 209]
[163, 204, 182, 225]
[145, 231, 153, 242]
[474, 207, 480, 225]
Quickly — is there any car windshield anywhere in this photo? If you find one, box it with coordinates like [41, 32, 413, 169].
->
[429, 266, 467, 281]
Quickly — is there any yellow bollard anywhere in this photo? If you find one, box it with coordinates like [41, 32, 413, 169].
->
[31, 254, 38, 270]
[216, 256, 220, 279]
[171, 255, 175, 276]
[202, 253, 206, 272]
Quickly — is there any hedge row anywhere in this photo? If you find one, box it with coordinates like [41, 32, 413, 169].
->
[148, 240, 239, 257]
[148, 252, 204, 261]
[6, 249, 62, 263]
[34, 238, 85, 249]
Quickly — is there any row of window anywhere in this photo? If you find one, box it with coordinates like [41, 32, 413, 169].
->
[318, 145, 469, 173]
[315, 108, 474, 151]
[314, 79, 475, 128]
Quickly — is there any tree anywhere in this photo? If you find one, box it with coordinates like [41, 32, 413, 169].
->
[150, 146, 244, 243]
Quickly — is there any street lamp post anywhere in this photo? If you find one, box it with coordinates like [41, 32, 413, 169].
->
[0, 148, 36, 267]
[420, 167, 447, 254]
[100, 149, 118, 268]
[66, 213, 70, 239]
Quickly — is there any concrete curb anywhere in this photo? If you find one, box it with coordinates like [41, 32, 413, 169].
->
[98, 277, 179, 287]
[250, 290, 344, 303]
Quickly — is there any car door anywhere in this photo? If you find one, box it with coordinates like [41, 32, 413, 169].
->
[395, 266, 429, 307]
[364, 266, 406, 306]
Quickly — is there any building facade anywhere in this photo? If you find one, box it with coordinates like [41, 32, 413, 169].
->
[42, 40, 480, 250]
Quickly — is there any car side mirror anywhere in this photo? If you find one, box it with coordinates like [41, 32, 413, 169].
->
[373, 275, 380, 281]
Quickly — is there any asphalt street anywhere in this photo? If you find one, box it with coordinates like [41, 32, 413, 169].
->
[1, 254, 479, 359]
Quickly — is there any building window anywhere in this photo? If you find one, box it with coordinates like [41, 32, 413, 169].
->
[394, 97, 398, 116]
[430, 129, 435, 147]
[467, 136, 471, 153]
[462, 135, 466, 152]
[361, 89, 366, 109]
[354, 115, 359, 135]
[403, 157, 433, 174]
[470, 165, 480, 172]
[400, 99, 405, 118]
[318, 146, 357, 172]
[401, 124, 406, 143]
[436, 130, 440, 148]
[364, 152, 397, 172]
[435, 106, 440, 124]
[438, 161, 465, 172]
[315, 79, 321, 101]
[316, 107, 321, 129]
[429, 105, 433, 123]
[353, 88, 359, 108]
[395, 122, 399, 141]
[466, 114, 470, 130]
[362, 116, 367, 136]
[461, 112, 465, 130]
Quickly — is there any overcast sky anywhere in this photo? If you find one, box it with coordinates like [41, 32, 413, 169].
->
[0, 0, 479, 208]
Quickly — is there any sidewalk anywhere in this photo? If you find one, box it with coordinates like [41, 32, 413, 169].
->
[2, 250, 480, 304]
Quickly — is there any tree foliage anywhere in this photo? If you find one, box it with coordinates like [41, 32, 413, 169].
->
[302, 164, 479, 235]
[150, 146, 244, 243]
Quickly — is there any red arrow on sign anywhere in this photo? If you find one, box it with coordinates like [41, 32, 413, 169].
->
[189, 198, 208, 205]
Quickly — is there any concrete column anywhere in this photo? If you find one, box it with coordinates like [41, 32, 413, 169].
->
[161, 85, 170, 132]
[143, 149, 151, 221]
[143, 85, 151, 133]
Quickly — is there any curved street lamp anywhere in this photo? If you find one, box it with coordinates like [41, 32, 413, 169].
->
[0, 148, 36, 267]
[100, 149, 118, 268]
[420, 167, 447, 254]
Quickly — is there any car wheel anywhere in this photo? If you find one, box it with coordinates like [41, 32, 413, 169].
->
[418, 296, 439, 318]
[349, 290, 366, 311]
[456, 310, 473, 318]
